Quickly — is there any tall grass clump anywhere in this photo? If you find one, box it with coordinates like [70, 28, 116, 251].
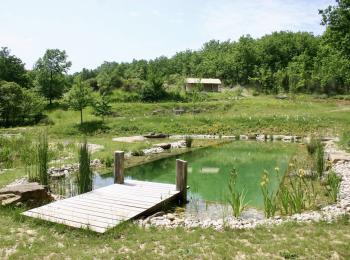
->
[77, 140, 93, 194]
[315, 140, 325, 178]
[326, 171, 341, 202]
[185, 136, 193, 148]
[36, 131, 49, 186]
[260, 171, 277, 218]
[227, 169, 247, 217]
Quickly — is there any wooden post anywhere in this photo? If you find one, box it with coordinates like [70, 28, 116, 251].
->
[176, 159, 188, 203]
[114, 151, 124, 184]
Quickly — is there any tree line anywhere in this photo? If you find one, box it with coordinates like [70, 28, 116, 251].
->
[0, 0, 349, 127]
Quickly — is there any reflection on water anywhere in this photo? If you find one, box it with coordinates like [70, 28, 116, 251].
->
[52, 141, 297, 218]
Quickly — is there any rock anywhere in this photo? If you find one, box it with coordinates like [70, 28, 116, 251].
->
[0, 194, 21, 206]
[170, 140, 186, 148]
[275, 94, 288, 99]
[143, 147, 164, 155]
[153, 143, 171, 150]
[50, 172, 66, 179]
[143, 133, 169, 139]
[167, 213, 175, 221]
[239, 135, 248, 140]
[0, 183, 53, 206]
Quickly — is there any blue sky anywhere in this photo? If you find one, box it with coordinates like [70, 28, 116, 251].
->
[0, 0, 334, 72]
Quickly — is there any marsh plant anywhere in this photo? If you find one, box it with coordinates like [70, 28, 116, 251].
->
[77, 140, 93, 194]
[315, 140, 325, 178]
[36, 131, 49, 186]
[277, 163, 319, 215]
[260, 171, 277, 218]
[227, 169, 248, 218]
[185, 136, 193, 148]
[326, 171, 341, 202]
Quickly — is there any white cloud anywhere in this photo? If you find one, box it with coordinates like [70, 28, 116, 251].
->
[200, 0, 333, 41]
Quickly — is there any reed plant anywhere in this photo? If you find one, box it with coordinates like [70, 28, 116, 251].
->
[36, 131, 49, 186]
[227, 169, 247, 218]
[77, 140, 93, 194]
[185, 136, 193, 148]
[315, 140, 325, 178]
[260, 171, 277, 218]
[326, 171, 341, 202]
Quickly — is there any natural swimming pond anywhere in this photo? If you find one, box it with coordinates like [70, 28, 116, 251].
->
[94, 141, 297, 213]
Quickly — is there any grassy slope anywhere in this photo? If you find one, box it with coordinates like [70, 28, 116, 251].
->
[0, 207, 349, 259]
[1, 95, 350, 258]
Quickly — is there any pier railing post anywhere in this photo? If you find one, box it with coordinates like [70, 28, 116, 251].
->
[176, 159, 188, 203]
[114, 151, 124, 184]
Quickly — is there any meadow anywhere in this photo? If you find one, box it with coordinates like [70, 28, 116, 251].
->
[1, 93, 350, 259]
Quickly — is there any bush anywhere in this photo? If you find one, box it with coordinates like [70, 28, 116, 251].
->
[139, 77, 167, 102]
[0, 81, 45, 126]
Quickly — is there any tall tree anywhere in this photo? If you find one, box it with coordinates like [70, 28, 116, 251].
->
[320, 0, 350, 58]
[65, 76, 93, 124]
[0, 47, 28, 87]
[35, 49, 71, 104]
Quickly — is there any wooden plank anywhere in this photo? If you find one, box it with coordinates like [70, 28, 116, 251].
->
[42, 201, 133, 219]
[23, 211, 106, 233]
[29, 206, 120, 227]
[22, 180, 182, 233]
[53, 200, 142, 217]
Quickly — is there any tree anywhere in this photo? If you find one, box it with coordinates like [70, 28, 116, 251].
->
[65, 76, 93, 124]
[0, 47, 28, 87]
[0, 81, 44, 126]
[139, 75, 166, 102]
[92, 94, 112, 121]
[35, 49, 71, 104]
[320, 0, 350, 58]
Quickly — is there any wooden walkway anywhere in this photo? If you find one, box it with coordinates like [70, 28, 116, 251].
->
[22, 180, 180, 233]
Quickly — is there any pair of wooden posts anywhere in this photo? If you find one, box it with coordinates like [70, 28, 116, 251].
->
[113, 151, 188, 203]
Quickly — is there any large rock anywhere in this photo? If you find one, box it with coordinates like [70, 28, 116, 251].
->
[153, 143, 171, 150]
[143, 133, 169, 139]
[0, 183, 53, 206]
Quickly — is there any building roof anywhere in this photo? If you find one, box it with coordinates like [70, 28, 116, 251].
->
[186, 78, 221, 84]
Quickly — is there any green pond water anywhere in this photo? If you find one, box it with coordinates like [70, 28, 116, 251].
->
[95, 141, 297, 209]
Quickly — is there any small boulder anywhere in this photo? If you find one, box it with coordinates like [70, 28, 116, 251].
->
[0, 183, 53, 206]
[153, 143, 171, 150]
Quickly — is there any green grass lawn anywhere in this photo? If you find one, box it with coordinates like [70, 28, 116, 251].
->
[0, 206, 349, 259]
[1, 94, 350, 258]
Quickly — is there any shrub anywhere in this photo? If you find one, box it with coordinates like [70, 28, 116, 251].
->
[139, 76, 167, 102]
[185, 136, 193, 148]
[227, 169, 247, 217]
[0, 81, 45, 127]
[77, 140, 93, 194]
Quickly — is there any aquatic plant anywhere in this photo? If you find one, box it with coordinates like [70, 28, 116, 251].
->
[315, 140, 325, 178]
[227, 169, 247, 218]
[77, 140, 93, 194]
[260, 171, 277, 218]
[185, 136, 193, 148]
[326, 171, 341, 202]
[36, 131, 49, 186]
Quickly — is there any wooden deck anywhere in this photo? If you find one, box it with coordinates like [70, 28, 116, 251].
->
[22, 180, 180, 233]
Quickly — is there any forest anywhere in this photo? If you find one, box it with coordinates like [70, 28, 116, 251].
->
[0, 0, 349, 127]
